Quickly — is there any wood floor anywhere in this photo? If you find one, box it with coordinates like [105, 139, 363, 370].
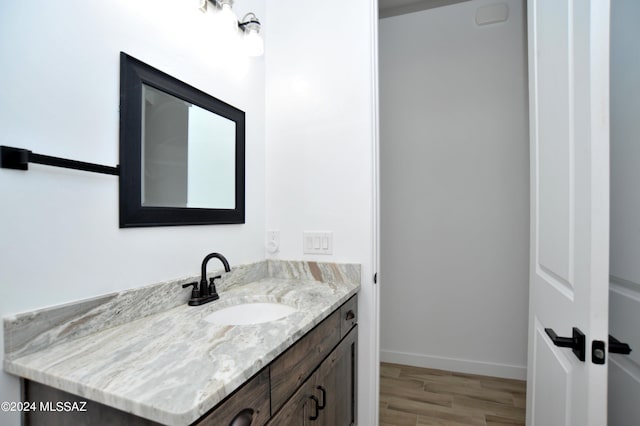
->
[379, 362, 526, 426]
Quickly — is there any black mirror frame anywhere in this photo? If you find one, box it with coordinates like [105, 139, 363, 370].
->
[119, 53, 245, 227]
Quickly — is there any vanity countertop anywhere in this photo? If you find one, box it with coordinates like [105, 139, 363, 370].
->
[3, 260, 360, 426]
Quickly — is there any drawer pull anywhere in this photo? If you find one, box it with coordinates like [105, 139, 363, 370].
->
[317, 385, 326, 410]
[230, 408, 254, 426]
[309, 395, 320, 421]
[345, 310, 355, 321]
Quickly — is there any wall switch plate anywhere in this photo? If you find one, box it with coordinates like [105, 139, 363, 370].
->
[303, 232, 333, 255]
[267, 230, 280, 253]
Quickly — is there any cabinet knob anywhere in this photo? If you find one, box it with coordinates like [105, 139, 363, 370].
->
[230, 408, 254, 426]
[345, 310, 355, 321]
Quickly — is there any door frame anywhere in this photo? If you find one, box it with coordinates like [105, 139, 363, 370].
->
[370, 0, 381, 424]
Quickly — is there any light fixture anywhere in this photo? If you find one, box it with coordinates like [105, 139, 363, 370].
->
[216, 0, 238, 32]
[238, 13, 264, 57]
[200, 0, 264, 58]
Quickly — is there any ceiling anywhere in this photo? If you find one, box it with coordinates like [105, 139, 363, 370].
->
[379, 0, 471, 18]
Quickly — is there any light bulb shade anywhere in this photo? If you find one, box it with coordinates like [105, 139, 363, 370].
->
[218, 2, 238, 31]
[244, 29, 264, 57]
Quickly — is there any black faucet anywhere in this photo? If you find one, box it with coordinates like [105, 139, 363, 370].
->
[182, 253, 231, 306]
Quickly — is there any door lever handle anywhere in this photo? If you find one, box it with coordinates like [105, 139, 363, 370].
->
[545, 327, 586, 362]
[609, 335, 632, 355]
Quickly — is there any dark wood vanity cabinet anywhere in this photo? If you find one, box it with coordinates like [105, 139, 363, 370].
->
[269, 326, 357, 426]
[199, 294, 358, 426]
[314, 327, 357, 426]
[267, 295, 357, 426]
[22, 294, 358, 426]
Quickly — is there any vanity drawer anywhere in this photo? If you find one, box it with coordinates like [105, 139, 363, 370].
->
[340, 295, 358, 339]
[196, 368, 270, 426]
[270, 309, 341, 414]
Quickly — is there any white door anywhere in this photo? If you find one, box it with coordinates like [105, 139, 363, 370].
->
[526, 1, 610, 425]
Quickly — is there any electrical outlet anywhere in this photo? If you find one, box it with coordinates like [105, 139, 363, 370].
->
[303, 232, 333, 255]
[266, 230, 280, 253]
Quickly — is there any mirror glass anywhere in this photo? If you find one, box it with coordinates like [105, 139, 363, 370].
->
[119, 53, 245, 227]
[141, 84, 236, 209]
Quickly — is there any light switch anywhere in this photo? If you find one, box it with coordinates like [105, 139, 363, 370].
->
[303, 232, 333, 255]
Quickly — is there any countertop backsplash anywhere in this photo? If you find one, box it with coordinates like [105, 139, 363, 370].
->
[4, 260, 360, 361]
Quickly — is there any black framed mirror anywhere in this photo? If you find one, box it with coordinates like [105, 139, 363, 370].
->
[119, 53, 245, 227]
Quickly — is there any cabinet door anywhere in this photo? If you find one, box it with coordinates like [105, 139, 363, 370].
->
[268, 373, 316, 426]
[314, 326, 358, 426]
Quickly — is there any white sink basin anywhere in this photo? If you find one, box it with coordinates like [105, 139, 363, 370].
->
[203, 303, 297, 325]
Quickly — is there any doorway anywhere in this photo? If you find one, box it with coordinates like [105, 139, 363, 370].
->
[377, 0, 639, 425]
[378, 0, 529, 423]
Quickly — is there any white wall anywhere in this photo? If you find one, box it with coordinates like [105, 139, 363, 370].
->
[0, 1, 265, 424]
[264, 0, 378, 423]
[609, 0, 640, 423]
[379, 0, 529, 379]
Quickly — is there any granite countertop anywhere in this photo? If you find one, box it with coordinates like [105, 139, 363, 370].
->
[3, 260, 360, 425]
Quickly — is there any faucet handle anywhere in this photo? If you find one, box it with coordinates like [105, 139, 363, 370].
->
[209, 275, 222, 296]
[182, 282, 199, 299]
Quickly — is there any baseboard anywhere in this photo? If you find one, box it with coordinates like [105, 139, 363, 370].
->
[380, 350, 527, 380]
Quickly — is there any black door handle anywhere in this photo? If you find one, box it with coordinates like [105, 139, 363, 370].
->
[545, 327, 586, 362]
[609, 335, 632, 355]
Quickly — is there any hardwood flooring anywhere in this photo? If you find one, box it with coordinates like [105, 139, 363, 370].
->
[379, 362, 526, 426]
